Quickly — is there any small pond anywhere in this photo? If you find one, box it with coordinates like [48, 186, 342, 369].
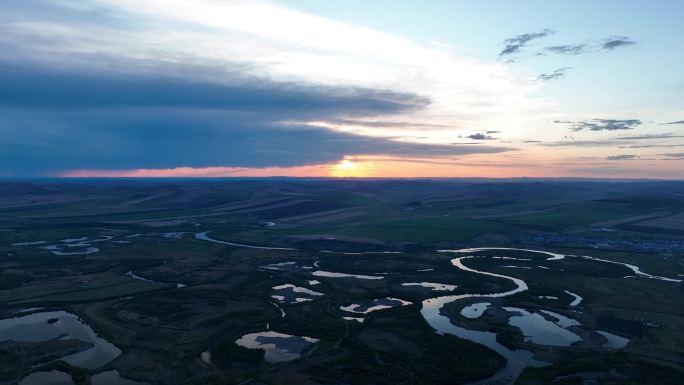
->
[235, 331, 318, 363]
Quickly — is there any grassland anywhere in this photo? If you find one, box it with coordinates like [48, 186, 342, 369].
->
[1, 179, 683, 384]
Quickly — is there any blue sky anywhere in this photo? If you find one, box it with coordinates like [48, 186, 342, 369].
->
[1, 0, 683, 178]
[283, 0, 684, 113]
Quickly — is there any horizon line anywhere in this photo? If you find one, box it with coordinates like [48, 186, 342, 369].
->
[1, 176, 682, 182]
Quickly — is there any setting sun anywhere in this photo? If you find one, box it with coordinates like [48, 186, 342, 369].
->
[330, 159, 363, 177]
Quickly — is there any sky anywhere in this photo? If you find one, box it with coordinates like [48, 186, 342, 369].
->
[1, 0, 683, 178]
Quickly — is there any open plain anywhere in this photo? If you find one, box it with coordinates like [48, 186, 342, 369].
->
[1, 179, 683, 384]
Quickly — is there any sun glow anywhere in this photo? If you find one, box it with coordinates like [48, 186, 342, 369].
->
[330, 159, 364, 177]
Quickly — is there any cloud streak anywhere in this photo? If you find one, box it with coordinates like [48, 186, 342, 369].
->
[601, 36, 638, 51]
[499, 29, 554, 57]
[466, 133, 496, 140]
[613, 133, 684, 140]
[543, 140, 625, 147]
[516, 34, 640, 59]
[0, 63, 428, 114]
[660, 153, 684, 159]
[620, 144, 684, 149]
[537, 67, 572, 81]
[555, 119, 642, 132]
[544, 44, 588, 55]
[607, 154, 638, 160]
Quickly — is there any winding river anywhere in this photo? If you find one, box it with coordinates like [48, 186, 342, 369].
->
[571, 254, 681, 282]
[193, 233, 682, 384]
[195, 231, 296, 250]
[421, 247, 681, 384]
[420, 255, 547, 385]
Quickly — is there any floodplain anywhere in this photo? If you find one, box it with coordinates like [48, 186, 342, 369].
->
[1, 179, 683, 385]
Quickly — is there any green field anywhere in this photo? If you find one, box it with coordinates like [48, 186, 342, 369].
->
[1, 180, 683, 384]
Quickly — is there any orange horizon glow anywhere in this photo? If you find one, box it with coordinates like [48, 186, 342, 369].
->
[56, 155, 684, 179]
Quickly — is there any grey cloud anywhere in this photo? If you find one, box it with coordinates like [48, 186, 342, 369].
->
[499, 29, 554, 57]
[555, 119, 642, 132]
[0, 63, 428, 115]
[544, 44, 588, 55]
[607, 154, 638, 160]
[659, 153, 684, 159]
[601, 36, 638, 51]
[613, 133, 684, 140]
[548, 161, 611, 166]
[663, 120, 684, 125]
[540, 36, 637, 57]
[0, 63, 515, 176]
[537, 67, 572, 81]
[620, 144, 684, 149]
[466, 133, 496, 140]
[0, 108, 512, 175]
[543, 140, 626, 147]
[323, 119, 451, 130]
[2, 1, 516, 177]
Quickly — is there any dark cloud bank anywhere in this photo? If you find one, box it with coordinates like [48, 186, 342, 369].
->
[0, 63, 510, 175]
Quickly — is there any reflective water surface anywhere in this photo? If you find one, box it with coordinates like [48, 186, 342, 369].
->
[18, 371, 74, 385]
[235, 331, 318, 363]
[0, 310, 121, 369]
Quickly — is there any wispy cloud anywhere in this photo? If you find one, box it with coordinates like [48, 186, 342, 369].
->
[543, 140, 621, 147]
[663, 120, 684, 125]
[544, 44, 588, 55]
[540, 36, 638, 56]
[601, 36, 638, 51]
[537, 67, 572, 81]
[659, 153, 684, 159]
[613, 133, 684, 140]
[620, 144, 684, 149]
[499, 29, 554, 57]
[466, 133, 496, 140]
[607, 154, 638, 160]
[555, 119, 642, 132]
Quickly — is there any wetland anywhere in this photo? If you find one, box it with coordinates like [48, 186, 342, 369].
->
[2, 179, 684, 384]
